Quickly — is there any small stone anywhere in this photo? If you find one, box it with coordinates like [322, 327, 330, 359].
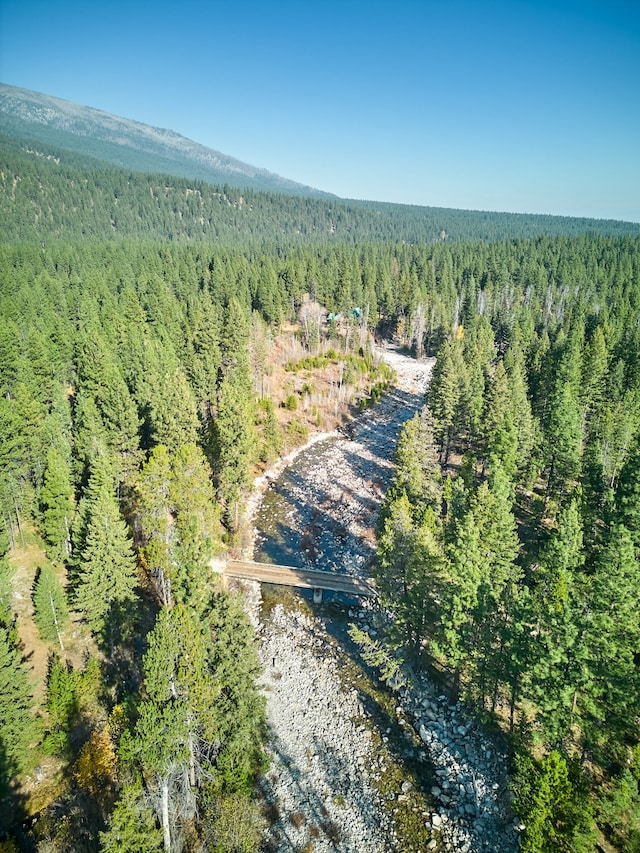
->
[431, 813, 442, 827]
[431, 786, 442, 798]
[401, 781, 413, 793]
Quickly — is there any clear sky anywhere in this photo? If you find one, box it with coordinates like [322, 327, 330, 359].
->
[1, 0, 639, 221]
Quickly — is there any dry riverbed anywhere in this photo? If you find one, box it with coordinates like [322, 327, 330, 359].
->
[246, 346, 520, 853]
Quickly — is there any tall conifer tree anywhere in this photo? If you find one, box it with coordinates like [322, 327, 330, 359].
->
[33, 565, 68, 650]
[73, 460, 138, 641]
[40, 447, 74, 561]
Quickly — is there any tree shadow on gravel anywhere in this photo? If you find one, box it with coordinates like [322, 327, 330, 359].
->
[256, 468, 378, 573]
[260, 734, 349, 851]
[321, 604, 439, 798]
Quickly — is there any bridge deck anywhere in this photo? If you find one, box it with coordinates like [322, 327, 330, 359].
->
[224, 559, 376, 598]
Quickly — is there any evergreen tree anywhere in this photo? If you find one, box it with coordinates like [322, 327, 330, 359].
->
[74, 326, 141, 483]
[39, 447, 74, 562]
[472, 465, 521, 702]
[0, 626, 39, 786]
[504, 346, 537, 482]
[137, 445, 174, 607]
[138, 443, 221, 613]
[220, 297, 251, 372]
[462, 315, 496, 442]
[543, 337, 584, 501]
[134, 605, 219, 852]
[596, 769, 640, 852]
[100, 779, 163, 853]
[440, 500, 489, 694]
[473, 464, 520, 592]
[581, 523, 640, 759]
[206, 591, 266, 793]
[42, 653, 77, 756]
[514, 750, 594, 853]
[171, 443, 222, 614]
[481, 359, 518, 479]
[149, 366, 200, 453]
[376, 494, 445, 661]
[580, 324, 609, 413]
[72, 391, 109, 483]
[0, 543, 13, 631]
[212, 365, 257, 532]
[392, 406, 442, 518]
[32, 565, 69, 650]
[527, 497, 586, 745]
[616, 435, 640, 549]
[73, 462, 138, 642]
[427, 339, 464, 464]
[182, 291, 222, 420]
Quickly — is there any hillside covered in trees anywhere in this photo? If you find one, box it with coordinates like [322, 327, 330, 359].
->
[0, 82, 334, 198]
[2, 132, 639, 247]
[0, 126, 639, 852]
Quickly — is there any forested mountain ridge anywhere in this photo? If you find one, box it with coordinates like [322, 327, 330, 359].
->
[2, 82, 639, 245]
[0, 82, 331, 197]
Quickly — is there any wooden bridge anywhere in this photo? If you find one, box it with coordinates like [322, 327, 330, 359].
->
[212, 558, 376, 601]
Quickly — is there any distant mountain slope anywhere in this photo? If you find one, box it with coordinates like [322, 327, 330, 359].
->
[1, 83, 638, 245]
[0, 83, 331, 197]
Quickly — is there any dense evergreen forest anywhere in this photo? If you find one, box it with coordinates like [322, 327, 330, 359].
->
[0, 134, 639, 851]
[2, 133, 640, 245]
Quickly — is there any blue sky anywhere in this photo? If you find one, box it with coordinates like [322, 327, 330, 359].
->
[1, 0, 639, 221]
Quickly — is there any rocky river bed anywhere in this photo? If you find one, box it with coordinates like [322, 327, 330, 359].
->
[247, 346, 521, 852]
